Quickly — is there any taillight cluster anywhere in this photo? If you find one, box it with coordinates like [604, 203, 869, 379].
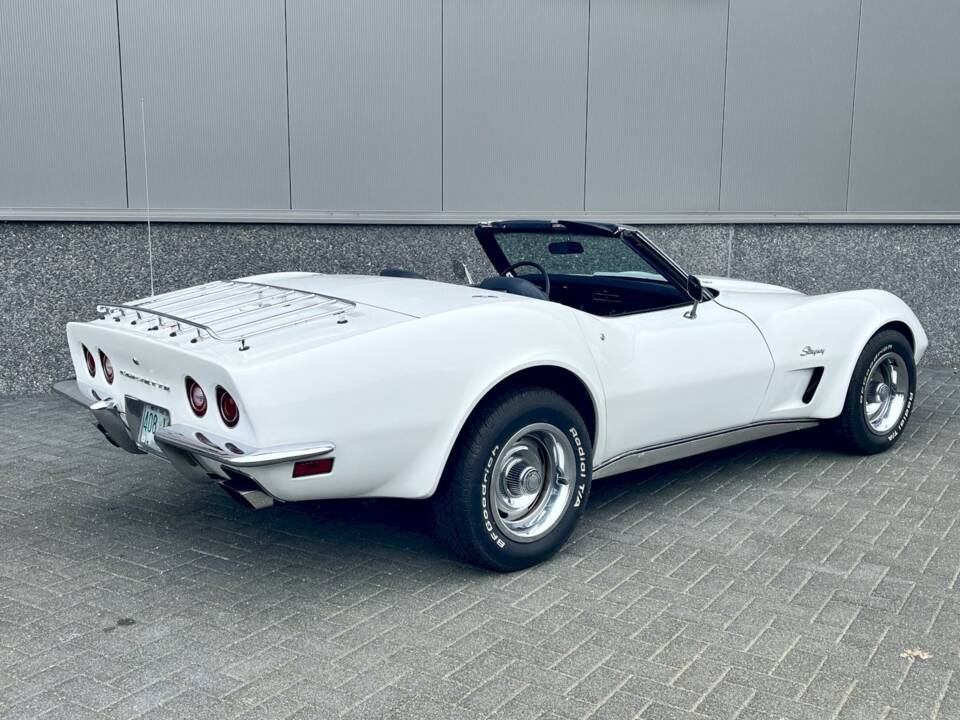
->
[217, 387, 240, 427]
[186, 377, 240, 428]
[186, 377, 207, 416]
[99, 350, 114, 384]
[82, 345, 114, 384]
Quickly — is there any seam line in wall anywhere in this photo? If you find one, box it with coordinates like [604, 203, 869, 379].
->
[581, 0, 592, 212]
[114, 0, 130, 208]
[845, 0, 865, 212]
[283, 0, 293, 210]
[716, 0, 732, 211]
[440, 0, 444, 211]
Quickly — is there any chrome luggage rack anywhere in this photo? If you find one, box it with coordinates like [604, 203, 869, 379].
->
[97, 280, 355, 350]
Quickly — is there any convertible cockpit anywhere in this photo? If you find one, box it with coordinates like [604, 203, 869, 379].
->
[379, 220, 702, 315]
[474, 220, 696, 316]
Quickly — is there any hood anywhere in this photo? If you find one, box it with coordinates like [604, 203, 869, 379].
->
[239, 272, 520, 318]
[699, 276, 803, 296]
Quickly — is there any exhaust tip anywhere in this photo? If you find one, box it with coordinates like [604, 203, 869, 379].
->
[217, 469, 274, 510]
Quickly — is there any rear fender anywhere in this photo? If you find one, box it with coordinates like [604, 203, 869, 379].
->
[237, 302, 605, 501]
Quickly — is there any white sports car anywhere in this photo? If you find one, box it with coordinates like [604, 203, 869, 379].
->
[55, 221, 927, 570]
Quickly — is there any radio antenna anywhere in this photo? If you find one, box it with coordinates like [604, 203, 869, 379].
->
[139, 97, 155, 297]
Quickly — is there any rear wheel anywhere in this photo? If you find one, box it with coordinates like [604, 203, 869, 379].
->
[829, 330, 916, 454]
[433, 387, 592, 571]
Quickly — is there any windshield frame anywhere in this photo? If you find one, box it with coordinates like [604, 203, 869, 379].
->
[475, 220, 693, 296]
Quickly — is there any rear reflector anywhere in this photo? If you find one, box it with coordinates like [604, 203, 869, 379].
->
[292, 458, 334, 478]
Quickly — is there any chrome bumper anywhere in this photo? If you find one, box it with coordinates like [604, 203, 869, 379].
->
[153, 425, 334, 469]
[53, 378, 335, 508]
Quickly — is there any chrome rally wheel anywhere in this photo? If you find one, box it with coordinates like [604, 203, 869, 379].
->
[491, 423, 576, 543]
[862, 351, 910, 435]
[830, 329, 916, 454]
[432, 387, 592, 571]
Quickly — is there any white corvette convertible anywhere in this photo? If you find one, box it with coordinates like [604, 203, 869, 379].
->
[56, 221, 927, 570]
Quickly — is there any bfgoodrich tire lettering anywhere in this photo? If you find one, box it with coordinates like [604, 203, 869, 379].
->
[830, 330, 916, 455]
[433, 387, 592, 571]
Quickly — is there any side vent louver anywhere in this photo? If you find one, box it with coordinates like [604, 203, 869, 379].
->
[803, 367, 825, 404]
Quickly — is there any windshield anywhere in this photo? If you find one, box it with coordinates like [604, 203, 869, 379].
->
[491, 231, 670, 282]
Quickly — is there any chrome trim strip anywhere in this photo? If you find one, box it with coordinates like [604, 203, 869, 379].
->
[154, 424, 335, 469]
[593, 420, 819, 480]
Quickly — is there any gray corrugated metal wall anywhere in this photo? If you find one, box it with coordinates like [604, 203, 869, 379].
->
[0, 0, 958, 221]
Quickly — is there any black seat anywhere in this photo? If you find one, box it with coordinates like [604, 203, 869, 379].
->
[477, 276, 548, 300]
[380, 268, 426, 279]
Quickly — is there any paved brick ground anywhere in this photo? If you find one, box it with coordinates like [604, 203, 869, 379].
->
[1, 368, 959, 720]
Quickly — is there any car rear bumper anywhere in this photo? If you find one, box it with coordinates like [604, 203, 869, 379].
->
[53, 378, 335, 508]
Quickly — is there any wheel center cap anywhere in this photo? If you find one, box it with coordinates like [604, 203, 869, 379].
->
[876, 383, 891, 402]
[521, 468, 543, 495]
[504, 461, 545, 498]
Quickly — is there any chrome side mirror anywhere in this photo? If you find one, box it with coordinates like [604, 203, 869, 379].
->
[684, 275, 704, 320]
[452, 259, 474, 286]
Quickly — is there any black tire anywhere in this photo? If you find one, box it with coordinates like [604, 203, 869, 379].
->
[433, 387, 592, 571]
[829, 329, 916, 454]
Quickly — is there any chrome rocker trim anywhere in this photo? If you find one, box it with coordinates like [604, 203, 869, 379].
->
[593, 419, 820, 479]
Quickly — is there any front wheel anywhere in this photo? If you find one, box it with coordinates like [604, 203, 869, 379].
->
[433, 387, 592, 571]
[829, 329, 916, 454]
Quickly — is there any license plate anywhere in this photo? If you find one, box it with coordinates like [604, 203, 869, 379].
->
[138, 404, 171, 454]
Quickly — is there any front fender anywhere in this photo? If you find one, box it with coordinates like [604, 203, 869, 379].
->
[738, 289, 928, 421]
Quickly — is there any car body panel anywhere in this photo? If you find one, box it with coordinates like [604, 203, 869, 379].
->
[246, 271, 525, 319]
[57, 222, 929, 507]
[66, 292, 605, 502]
[576, 299, 774, 458]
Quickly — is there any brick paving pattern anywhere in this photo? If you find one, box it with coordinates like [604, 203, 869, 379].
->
[1, 367, 959, 719]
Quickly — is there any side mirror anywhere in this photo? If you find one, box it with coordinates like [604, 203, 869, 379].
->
[684, 275, 704, 319]
[452, 259, 474, 286]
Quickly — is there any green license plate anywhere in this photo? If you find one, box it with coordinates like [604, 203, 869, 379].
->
[138, 404, 171, 454]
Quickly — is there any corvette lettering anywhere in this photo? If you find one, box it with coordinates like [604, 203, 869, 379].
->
[801, 346, 825, 357]
[118, 369, 170, 392]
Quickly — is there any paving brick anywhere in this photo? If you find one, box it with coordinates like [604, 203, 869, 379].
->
[1, 367, 958, 719]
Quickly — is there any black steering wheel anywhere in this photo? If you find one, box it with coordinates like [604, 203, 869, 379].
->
[502, 261, 551, 298]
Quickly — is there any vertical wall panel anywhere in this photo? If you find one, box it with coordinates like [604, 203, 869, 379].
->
[443, 0, 589, 212]
[287, 0, 441, 211]
[848, 1, 960, 211]
[585, 0, 728, 212]
[720, 0, 861, 211]
[118, 0, 289, 209]
[0, 1, 126, 208]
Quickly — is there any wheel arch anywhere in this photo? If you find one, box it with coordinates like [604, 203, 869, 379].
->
[475, 365, 599, 448]
[431, 363, 601, 497]
[875, 320, 915, 353]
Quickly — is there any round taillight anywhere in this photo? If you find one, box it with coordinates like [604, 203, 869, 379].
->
[186, 377, 207, 416]
[217, 387, 239, 428]
[82, 345, 96, 377]
[99, 350, 114, 384]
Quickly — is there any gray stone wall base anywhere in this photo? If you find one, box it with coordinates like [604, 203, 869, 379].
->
[1, 222, 957, 394]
